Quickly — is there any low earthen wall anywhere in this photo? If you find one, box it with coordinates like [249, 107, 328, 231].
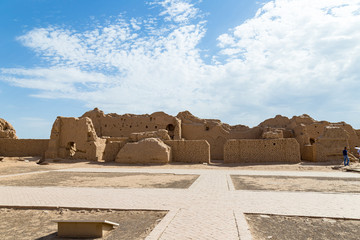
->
[0, 139, 49, 157]
[301, 145, 315, 161]
[102, 139, 128, 162]
[224, 139, 300, 163]
[165, 140, 210, 163]
[314, 138, 348, 162]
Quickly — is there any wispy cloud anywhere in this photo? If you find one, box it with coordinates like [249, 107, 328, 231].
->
[1, 0, 360, 127]
[153, 0, 201, 23]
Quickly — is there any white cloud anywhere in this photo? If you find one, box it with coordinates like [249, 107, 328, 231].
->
[214, 0, 360, 123]
[1, 0, 360, 128]
[152, 0, 200, 23]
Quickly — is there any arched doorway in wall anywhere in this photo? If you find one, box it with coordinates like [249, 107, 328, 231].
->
[66, 142, 77, 157]
[166, 124, 175, 140]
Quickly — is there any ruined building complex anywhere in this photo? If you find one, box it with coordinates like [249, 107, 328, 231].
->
[1, 109, 359, 164]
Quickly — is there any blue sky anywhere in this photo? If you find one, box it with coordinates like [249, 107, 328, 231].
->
[1, 0, 360, 139]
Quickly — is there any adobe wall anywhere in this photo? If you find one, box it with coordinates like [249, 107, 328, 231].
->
[0, 139, 49, 157]
[82, 108, 181, 140]
[177, 111, 263, 160]
[258, 114, 360, 161]
[102, 138, 128, 162]
[45, 117, 106, 161]
[177, 111, 229, 160]
[313, 126, 349, 162]
[301, 145, 315, 161]
[165, 140, 210, 163]
[229, 126, 263, 139]
[224, 139, 301, 163]
[332, 123, 360, 155]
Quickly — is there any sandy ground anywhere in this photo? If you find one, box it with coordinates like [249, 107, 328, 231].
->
[246, 214, 360, 240]
[231, 175, 360, 193]
[0, 207, 166, 240]
[1, 157, 359, 174]
[0, 171, 199, 188]
[0, 157, 91, 176]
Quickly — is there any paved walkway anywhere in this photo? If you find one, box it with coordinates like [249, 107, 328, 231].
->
[0, 168, 360, 239]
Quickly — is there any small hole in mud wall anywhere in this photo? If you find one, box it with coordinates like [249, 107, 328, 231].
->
[155, 126, 158, 129]
[310, 138, 315, 145]
[273, 143, 276, 146]
[205, 126, 210, 131]
[146, 125, 148, 128]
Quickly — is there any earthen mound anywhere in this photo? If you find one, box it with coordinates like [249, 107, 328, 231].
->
[0, 118, 17, 139]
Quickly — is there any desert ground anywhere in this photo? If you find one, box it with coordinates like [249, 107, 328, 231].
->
[246, 214, 360, 240]
[2, 156, 359, 174]
[0, 207, 166, 240]
[0, 156, 359, 239]
[231, 175, 360, 193]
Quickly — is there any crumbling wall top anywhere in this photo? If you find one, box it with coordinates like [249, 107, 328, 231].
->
[0, 118, 17, 139]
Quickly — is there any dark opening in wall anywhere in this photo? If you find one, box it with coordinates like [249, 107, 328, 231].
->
[310, 138, 315, 145]
[66, 142, 76, 157]
[273, 143, 276, 146]
[205, 126, 210, 131]
[166, 124, 175, 139]
[146, 125, 148, 128]
[166, 124, 175, 131]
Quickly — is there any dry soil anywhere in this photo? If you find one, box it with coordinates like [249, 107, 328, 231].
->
[246, 213, 360, 240]
[0, 207, 166, 240]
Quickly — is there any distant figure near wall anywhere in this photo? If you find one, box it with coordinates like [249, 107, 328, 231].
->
[343, 147, 350, 166]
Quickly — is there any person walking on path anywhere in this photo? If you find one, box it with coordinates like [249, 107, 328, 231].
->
[343, 147, 350, 166]
[356, 146, 360, 162]
[356, 146, 360, 157]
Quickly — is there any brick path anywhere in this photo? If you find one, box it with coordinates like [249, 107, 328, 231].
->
[0, 167, 359, 239]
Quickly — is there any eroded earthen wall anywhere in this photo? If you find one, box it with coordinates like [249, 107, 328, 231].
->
[0, 118, 17, 139]
[45, 117, 106, 161]
[224, 139, 301, 163]
[165, 140, 210, 163]
[82, 108, 181, 140]
[102, 138, 128, 162]
[313, 126, 349, 162]
[0, 139, 49, 157]
[301, 145, 315, 161]
[258, 114, 360, 161]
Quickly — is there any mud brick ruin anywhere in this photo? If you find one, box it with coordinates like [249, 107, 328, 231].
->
[1, 108, 359, 163]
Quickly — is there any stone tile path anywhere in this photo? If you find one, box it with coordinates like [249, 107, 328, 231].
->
[0, 167, 359, 239]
